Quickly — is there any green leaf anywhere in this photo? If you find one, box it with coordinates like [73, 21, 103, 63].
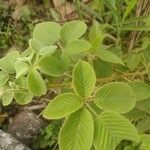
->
[93, 59, 113, 78]
[27, 70, 46, 96]
[65, 40, 92, 54]
[2, 91, 14, 106]
[124, 108, 147, 121]
[93, 111, 140, 150]
[95, 82, 135, 114]
[29, 39, 44, 53]
[39, 46, 57, 55]
[14, 77, 33, 105]
[97, 49, 125, 66]
[128, 82, 150, 101]
[59, 108, 94, 150]
[73, 61, 96, 98]
[33, 22, 61, 45]
[15, 61, 30, 79]
[60, 20, 87, 43]
[38, 55, 64, 77]
[123, 0, 137, 21]
[43, 93, 84, 119]
[140, 134, 150, 150]
[137, 117, 150, 133]
[0, 51, 19, 74]
[0, 71, 9, 87]
[126, 53, 141, 71]
[135, 98, 150, 113]
[88, 21, 105, 52]
[88, 20, 101, 42]
[29, 38, 57, 55]
[14, 89, 33, 105]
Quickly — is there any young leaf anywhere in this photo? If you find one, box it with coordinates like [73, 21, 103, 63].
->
[43, 93, 84, 119]
[29, 38, 57, 55]
[15, 61, 30, 79]
[27, 70, 46, 96]
[60, 20, 87, 43]
[88, 21, 105, 52]
[73, 61, 96, 98]
[128, 81, 150, 101]
[95, 82, 135, 114]
[93, 111, 140, 150]
[88, 20, 101, 42]
[97, 49, 125, 66]
[65, 40, 92, 54]
[29, 38, 44, 53]
[39, 45, 57, 55]
[38, 55, 64, 77]
[14, 89, 33, 105]
[59, 108, 94, 150]
[0, 51, 19, 74]
[14, 77, 33, 105]
[0, 71, 9, 87]
[2, 91, 14, 106]
[122, 0, 137, 21]
[33, 22, 61, 45]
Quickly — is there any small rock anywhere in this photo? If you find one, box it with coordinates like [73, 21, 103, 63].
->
[0, 129, 30, 150]
[7, 109, 44, 146]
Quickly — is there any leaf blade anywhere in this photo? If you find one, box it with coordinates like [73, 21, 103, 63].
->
[27, 70, 46, 96]
[95, 82, 135, 114]
[93, 111, 140, 150]
[73, 61, 96, 98]
[43, 93, 84, 119]
[59, 108, 94, 150]
[60, 20, 87, 43]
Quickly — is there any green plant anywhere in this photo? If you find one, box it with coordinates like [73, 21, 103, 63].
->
[0, 15, 150, 150]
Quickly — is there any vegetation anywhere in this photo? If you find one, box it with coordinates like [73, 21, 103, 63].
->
[0, 0, 150, 150]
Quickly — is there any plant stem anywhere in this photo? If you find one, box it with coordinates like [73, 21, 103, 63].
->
[49, 83, 72, 88]
[86, 103, 98, 116]
[47, 70, 147, 90]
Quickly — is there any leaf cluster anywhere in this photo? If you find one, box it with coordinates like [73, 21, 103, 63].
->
[0, 18, 150, 150]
